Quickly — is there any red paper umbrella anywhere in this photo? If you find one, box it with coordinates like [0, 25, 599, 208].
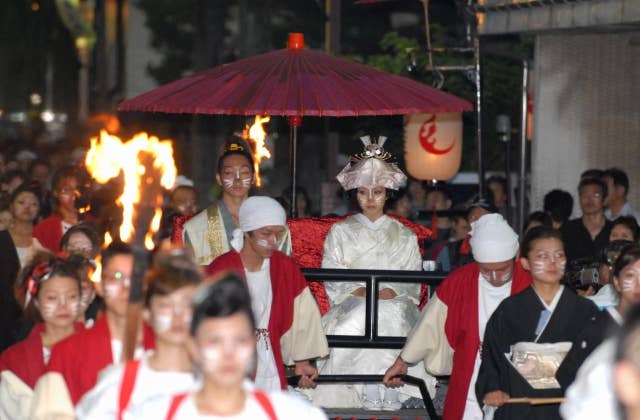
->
[119, 33, 472, 116]
[118, 33, 473, 215]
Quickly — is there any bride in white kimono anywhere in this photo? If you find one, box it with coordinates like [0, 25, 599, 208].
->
[312, 136, 436, 410]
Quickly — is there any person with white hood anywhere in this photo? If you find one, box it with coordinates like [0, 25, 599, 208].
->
[206, 196, 328, 392]
[383, 213, 532, 419]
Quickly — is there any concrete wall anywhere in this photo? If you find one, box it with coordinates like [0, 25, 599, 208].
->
[531, 31, 640, 215]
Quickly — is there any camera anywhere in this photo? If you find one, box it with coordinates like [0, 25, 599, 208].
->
[565, 259, 601, 291]
[565, 240, 634, 291]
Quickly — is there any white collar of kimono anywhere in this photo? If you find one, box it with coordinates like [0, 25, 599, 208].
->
[606, 306, 623, 325]
[354, 213, 388, 230]
[534, 285, 564, 312]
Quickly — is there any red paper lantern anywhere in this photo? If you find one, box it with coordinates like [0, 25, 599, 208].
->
[404, 113, 463, 181]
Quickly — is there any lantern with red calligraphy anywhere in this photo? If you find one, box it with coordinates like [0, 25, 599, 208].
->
[404, 113, 463, 181]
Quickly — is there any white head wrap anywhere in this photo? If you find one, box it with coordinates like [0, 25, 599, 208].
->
[336, 136, 407, 191]
[469, 213, 519, 263]
[230, 196, 288, 252]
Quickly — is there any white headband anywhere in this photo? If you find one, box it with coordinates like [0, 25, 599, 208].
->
[230, 196, 287, 252]
[469, 213, 519, 263]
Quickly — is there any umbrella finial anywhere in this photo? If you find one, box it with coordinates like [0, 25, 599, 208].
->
[288, 33, 305, 50]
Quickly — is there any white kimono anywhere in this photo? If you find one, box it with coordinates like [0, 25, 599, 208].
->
[75, 351, 197, 420]
[313, 214, 436, 407]
[130, 380, 328, 420]
[245, 260, 281, 392]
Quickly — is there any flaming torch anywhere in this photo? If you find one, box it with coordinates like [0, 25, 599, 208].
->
[85, 129, 176, 361]
[237, 115, 271, 187]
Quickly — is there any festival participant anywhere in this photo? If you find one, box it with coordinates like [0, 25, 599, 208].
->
[561, 244, 640, 419]
[183, 142, 254, 266]
[42, 243, 155, 405]
[0, 185, 44, 351]
[383, 213, 531, 420]
[475, 226, 599, 419]
[132, 273, 328, 419]
[311, 135, 435, 410]
[1, 184, 44, 270]
[207, 196, 328, 391]
[76, 250, 200, 419]
[34, 166, 88, 253]
[60, 222, 102, 325]
[435, 197, 498, 272]
[0, 255, 86, 418]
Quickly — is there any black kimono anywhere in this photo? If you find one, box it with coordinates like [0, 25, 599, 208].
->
[475, 286, 600, 420]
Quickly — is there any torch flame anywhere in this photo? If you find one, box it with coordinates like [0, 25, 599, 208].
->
[85, 130, 176, 250]
[238, 115, 271, 187]
[90, 232, 114, 284]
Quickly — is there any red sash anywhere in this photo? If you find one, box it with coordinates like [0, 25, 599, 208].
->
[117, 360, 141, 420]
[165, 391, 277, 420]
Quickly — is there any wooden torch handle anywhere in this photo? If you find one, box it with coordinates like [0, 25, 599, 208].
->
[506, 397, 565, 405]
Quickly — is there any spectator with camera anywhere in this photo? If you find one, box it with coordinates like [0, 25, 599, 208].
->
[561, 178, 612, 264]
[602, 168, 639, 222]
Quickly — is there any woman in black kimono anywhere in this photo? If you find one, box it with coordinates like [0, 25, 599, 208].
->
[476, 226, 599, 419]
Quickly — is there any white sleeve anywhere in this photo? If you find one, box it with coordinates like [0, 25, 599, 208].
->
[381, 230, 422, 302]
[321, 224, 364, 305]
[270, 391, 329, 420]
[560, 340, 617, 420]
[400, 292, 454, 375]
[75, 364, 124, 420]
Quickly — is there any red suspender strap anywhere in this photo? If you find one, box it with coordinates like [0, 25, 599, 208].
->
[165, 393, 189, 420]
[117, 360, 141, 420]
[253, 391, 278, 420]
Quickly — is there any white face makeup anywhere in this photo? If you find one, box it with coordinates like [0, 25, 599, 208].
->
[37, 275, 81, 323]
[65, 233, 93, 256]
[40, 294, 80, 318]
[621, 267, 640, 292]
[255, 238, 274, 248]
[200, 339, 254, 373]
[530, 251, 567, 275]
[79, 282, 95, 311]
[195, 313, 256, 383]
[103, 276, 130, 299]
[526, 238, 567, 283]
[250, 226, 284, 253]
[219, 155, 253, 195]
[151, 291, 194, 335]
[480, 270, 513, 284]
[154, 314, 173, 333]
[356, 186, 386, 220]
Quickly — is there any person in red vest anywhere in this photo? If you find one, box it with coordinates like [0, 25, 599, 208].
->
[206, 196, 328, 392]
[132, 273, 328, 419]
[76, 250, 200, 419]
[37, 243, 155, 408]
[34, 166, 89, 253]
[0, 254, 88, 417]
[383, 213, 531, 420]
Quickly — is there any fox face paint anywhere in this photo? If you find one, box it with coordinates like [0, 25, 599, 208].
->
[39, 292, 80, 318]
[480, 270, 513, 284]
[621, 268, 640, 292]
